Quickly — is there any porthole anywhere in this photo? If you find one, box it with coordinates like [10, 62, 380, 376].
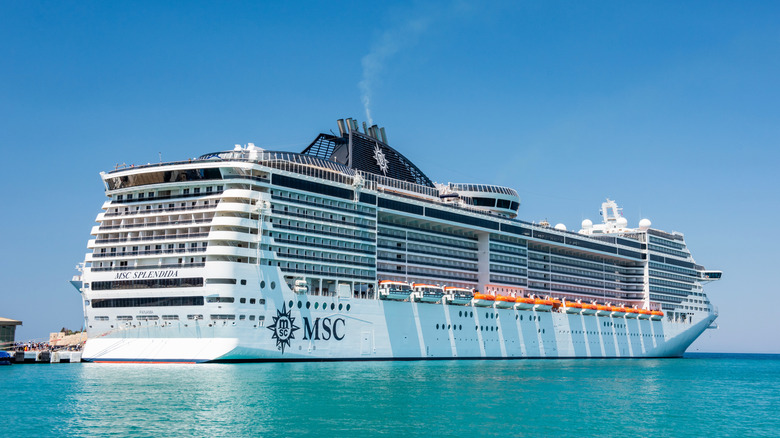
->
[470, 312, 473, 317]
[447, 324, 451, 330]
[338, 304, 343, 311]
[459, 311, 462, 317]
[346, 304, 351, 311]
[314, 302, 319, 309]
[306, 302, 311, 309]
[270, 281, 276, 290]
[289, 300, 294, 308]
[331, 303, 335, 310]
[297, 301, 302, 309]
[459, 325, 462, 330]
[436, 324, 440, 329]
[260, 281, 266, 289]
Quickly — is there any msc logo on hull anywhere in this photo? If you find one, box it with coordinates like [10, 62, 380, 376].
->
[303, 317, 346, 341]
[267, 304, 299, 353]
[268, 305, 347, 354]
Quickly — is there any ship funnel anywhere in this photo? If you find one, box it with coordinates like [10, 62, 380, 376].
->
[362, 121, 369, 134]
[337, 119, 346, 136]
[370, 124, 379, 139]
[380, 127, 387, 143]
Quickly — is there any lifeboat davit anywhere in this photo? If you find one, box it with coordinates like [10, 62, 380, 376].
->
[638, 309, 652, 319]
[494, 295, 516, 309]
[610, 306, 627, 317]
[563, 301, 583, 314]
[514, 297, 534, 310]
[625, 308, 640, 318]
[596, 305, 612, 316]
[581, 303, 597, 315]
[650, 310, 664, 321]
[472, 293, 495, 307]
[533, 298, 554, 312]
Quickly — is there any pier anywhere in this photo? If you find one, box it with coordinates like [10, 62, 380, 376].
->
[8, 349, 82, 364]
[1, 320, 86, 364]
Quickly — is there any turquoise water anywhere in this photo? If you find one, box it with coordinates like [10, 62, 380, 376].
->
[1, 354, 778, 437]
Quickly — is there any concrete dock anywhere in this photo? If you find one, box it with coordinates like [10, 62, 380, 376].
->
[7, 350, 82, 363]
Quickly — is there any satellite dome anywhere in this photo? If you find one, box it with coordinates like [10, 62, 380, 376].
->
[554, 223, 567, 231]
[581, 219, 593, 229]
[639, 218, 652, 230]
[617, 217, 628, 228]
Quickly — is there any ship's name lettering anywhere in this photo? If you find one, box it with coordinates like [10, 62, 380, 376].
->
[302, 317, 345, 341]
[113, 270, 179, 280]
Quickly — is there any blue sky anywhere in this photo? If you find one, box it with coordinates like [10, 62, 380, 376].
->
[1, 1, 778, 353]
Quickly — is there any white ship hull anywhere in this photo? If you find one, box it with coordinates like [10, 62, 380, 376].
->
[82, 267, 716, 363]
[82, 302, 715, 362]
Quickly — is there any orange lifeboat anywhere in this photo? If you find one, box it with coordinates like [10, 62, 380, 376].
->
[650, 310, 664, 321]
[495, 295, 516, 309]
[472, 293, 495, 307]
[610, 306, 627, 317]
[625, 308, 640, 318]
[563, 301, 583, 314]
[551, 299, 562, 309]
[581, 303, 597, 315]
[514, 297, 534, 310]
[638, 309, 652, 320]
[533, 298, 554, 312]
[596, 305, 612, 316]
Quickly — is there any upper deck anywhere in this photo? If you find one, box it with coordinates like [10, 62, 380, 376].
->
[99, 118, 720, 273]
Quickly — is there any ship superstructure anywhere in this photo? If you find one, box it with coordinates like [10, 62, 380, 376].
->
[73, 119, 721, 362]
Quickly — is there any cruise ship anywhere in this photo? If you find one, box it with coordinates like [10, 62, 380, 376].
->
[72, 118, 722, 363]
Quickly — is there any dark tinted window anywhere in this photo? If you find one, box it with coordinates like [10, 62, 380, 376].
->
[472, 197, 495, 207]
[359, 193, 376, 205]
[92, 278, 204, 290]
[272, 174, 353, 200]
[425, 207, 499, 230]
[378, 198, 424, 215]
[92, 296, 204, 308]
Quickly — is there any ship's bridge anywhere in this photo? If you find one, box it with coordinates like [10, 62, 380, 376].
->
[445, 183, 520, 218]
[701, 270, 723, 281]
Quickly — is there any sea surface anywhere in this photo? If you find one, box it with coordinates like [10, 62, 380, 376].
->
[1, 353, 778, 437]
